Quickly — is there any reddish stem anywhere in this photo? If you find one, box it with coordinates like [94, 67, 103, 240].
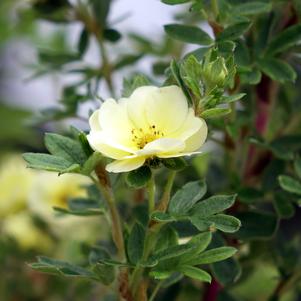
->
[203, 279, 222, 301]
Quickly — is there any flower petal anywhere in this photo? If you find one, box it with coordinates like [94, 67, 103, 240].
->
[183, 119, 208, 152]
[136, 138, 185, 156]
[168, 108, 203, 141]
[98, 98, 135, 148]
[106, 156, 146, 173]
[87, 132, 132, 159]
[158, 151, 202, 158]
[127, 86, 157, 130]
[145, 86, 188, 135]
[89, 110, 101, 131]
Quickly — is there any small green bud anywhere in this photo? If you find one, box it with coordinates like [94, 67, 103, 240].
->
[203, 56, 228, 88]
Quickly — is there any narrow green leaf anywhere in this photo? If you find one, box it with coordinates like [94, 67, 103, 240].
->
[149, 270, 172, 280]
[82, 152, 103, 175]
[162, 0, 190, 4]
[78, 28, 89, 56]
[266, 24, 301, 55]
[294, 157, 301, 179]
[221, 93, 246, 103]
[23, 153, 73, 172]
[258, 58, 296, 83]
[234, 2, 272, 16]
[164, 24, 213, 45]
[126, 166, 152, 188]
[151, 244, 197, 262]
[127, 222, 145, 264]
[185, 247, 237, 265]
[168, 180, 207, 215]
[200, 108, 231, 119]
[278, 175, 301, 195]
[206, 214, 241, 233]
[151, 212, 176, 222]
[273, 193, 295, 219]
[190, 195, 237, 217]
[212, 257, 241, 285]
[218, 22, 251, 41]
[179, 266, 211, 283]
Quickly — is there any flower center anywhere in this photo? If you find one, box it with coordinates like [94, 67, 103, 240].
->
[131, 125, 164, 149]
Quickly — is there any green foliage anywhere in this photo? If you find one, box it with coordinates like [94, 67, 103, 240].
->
[126, 166, 152, 188]
[164, 24, 213, 45]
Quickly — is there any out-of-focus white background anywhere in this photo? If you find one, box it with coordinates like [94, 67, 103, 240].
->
[0, 0, 188, 111]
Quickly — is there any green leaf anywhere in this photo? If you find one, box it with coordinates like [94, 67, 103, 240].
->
[190, 195, 236, 217]
[91, 0, 110, 28]
[266, 24, 301, 55]
[162, 0, 190, 4]
[53, 197, 105, 216]
[187, 232, 212, 254]
[212, 257, 241, 285]
[218, 22, 251, 41]
[185, 247, 237, 265]
[206, 214, 241, 233]
[31, 256, 96, 279]
[240, 69, 262, 85]
[178, 266, 211, 283]
[82, 152, 103, 175]
[149, 270, 172, 280]
[92, 263, 115, 285]
[169, 59, 192, 104]
[122, 74, 150, 97]
[126, 166, 152, 188]
[164, 24, 213, 45]
[273, 193, 295, 219]
[127, 222, 145, 264]
[221, 93, 246, 104]
[258, 58, 296, 83]
[200, 108, 231, 119]
[234, 2, 272, 16]
[168, 180, 207, 215]
[151, 212, 176, 222]
[23, 153, 73, 172]
[235, 211, 278, 240]
[278, 175, 301, 195]
[115, 54, 143, 70]
[294, 157, 301, 179]
[44, 133, 87, 165]
[104, 28, 122, 43]
[162, 157, 188, 171]
[151, 244, 197, 262]
[78, 28, 89, 56]
[155, 225, 179, 252]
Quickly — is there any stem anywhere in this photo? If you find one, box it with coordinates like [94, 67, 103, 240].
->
[155, 170, 176, 212]
[211, 0, 219, 18]
[147, 175, 156, 212]
[94, 164, 125, 260]
[203, 279, 221, 301]
[149, 281, 163, 301]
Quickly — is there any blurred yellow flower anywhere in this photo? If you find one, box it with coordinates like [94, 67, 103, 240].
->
[87, 85, 208, 173]
[0, 155, 34, 217]
[28, 173, 102, 243]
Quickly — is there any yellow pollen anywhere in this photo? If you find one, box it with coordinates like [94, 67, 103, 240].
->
[131, 125, 164, 149]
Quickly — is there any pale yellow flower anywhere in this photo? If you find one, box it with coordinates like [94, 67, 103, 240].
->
[2, 212, 53, 251]
[87, 85, 207, 173]
[28, 173, 102, 242]
[0, 155, 34, 217]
